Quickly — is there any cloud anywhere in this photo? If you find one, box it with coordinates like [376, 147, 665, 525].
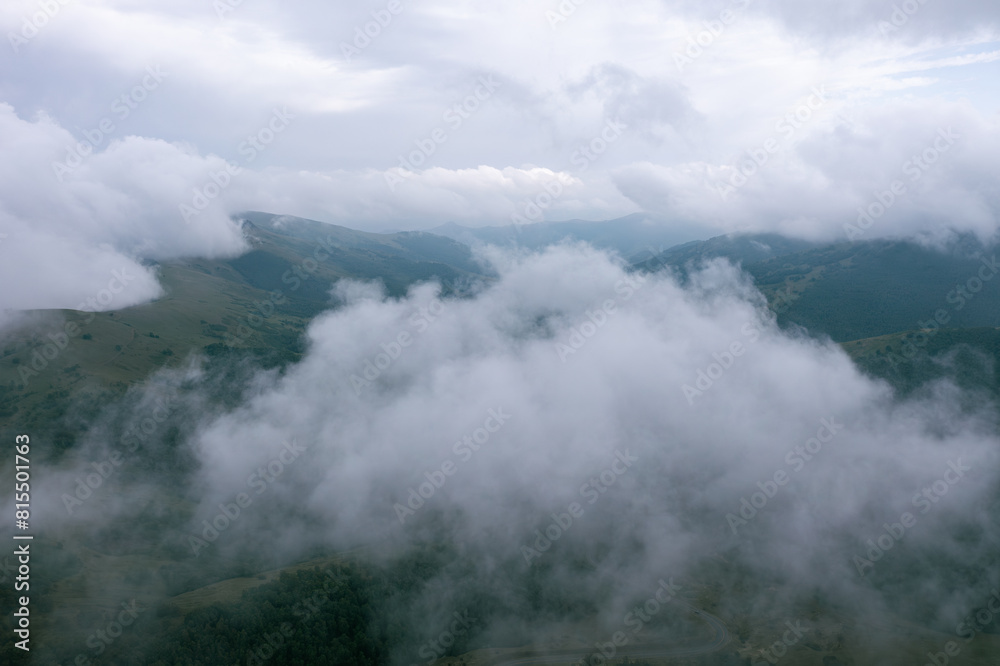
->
[231, 164, 638, 229]
[5, 1, 1000, 658]
[4, 85, 999, 332]
[0, 104, 249, 326]
[613, 97, 1000, 242]
[568, 63, 697, 142]
[37, 244, 998, 653]
[663, 0, 1000, 44]
[0, 99, 635, 328]
[2, 0, 998, 254]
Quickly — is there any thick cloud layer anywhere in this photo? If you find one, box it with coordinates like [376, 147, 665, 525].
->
[2, 0, 999, 288]
[38, 245, 1000, 650]
[616, 97, 1000, 243]
[0, 104, 245, 326]
[6, 2, 1000, 658]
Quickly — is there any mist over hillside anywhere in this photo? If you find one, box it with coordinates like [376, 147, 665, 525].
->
[427, 213, 704, 261]
[3, 234, 999, 664]
[4, 1, 1000, 664]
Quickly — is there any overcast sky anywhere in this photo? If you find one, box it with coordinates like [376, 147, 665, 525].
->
[1, 0, 999, 314]
[8, 6, 1000, 653]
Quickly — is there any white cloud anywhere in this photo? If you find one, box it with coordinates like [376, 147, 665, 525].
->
[0, 104, 245, 325]
[38, 246, 998, 636]
[1, 0, 998, 315]
[613, 97, 1000, 242]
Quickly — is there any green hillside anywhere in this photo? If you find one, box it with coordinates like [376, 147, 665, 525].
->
[842, 327, 1000, 399]
[638, 233, 819, 271]
[0, 214, 487, 440]
[644, 234, 1000, 343]
[428, 213, 703, 261]
[3, 221, 1000, 666]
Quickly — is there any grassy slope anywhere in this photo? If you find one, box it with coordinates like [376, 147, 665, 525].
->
[645, 233, 1000, 343]
[427, 212, 704, 261]
[5, 224, 1000, 664]
[748, 240, 1000, 342]
[0, 215, 486, 437]
[840, 327, 1000, 399]
[0, 261, 306, 439]
[0, 216, 489, 663]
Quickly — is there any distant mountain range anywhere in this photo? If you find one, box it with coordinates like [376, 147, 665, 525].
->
[635, 230, 1000, 399]
[3, 211, 999, 665]
[0, 213, 487, 434]
[427, 212, 704, 261]
[4, 211, 999, 435]
[639, 231, 999, 342]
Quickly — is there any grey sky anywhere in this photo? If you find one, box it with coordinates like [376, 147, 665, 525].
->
[1, 0, 998, 316]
